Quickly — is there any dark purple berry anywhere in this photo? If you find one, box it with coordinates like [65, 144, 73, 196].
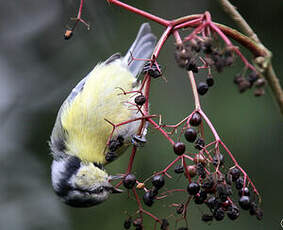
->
[124, 218, 132, 229]
[152, 175, 165, 190]
[134, 95, 146, 106]
[238, 187, 250, 197]
[174, 164, 184, 174]
[189, 112, 202, 126]
[173, 142, 186, 155]
[206, 196, 216, 209]
[187, 182, 200, 195]
[123, 174, 136, 189]
[196, 163, 206, 178]
[201, 214, 213, 222]
[235, 177, 244, 190]
[206, 77, 214, 87]
[197, 82, 209, 95]
[194, 190, 207, 204]
[255, 208, 263, 220]
[213, 207, 225, 221]
[247, 71, 259, 84]
[227, 205, 240, 220]
[143, 191, 154, 207]
[229, 167, 241, 181]
[239, 196, 251, 210]
[184, 128, 197, 142]
[202, 176, 214, 191]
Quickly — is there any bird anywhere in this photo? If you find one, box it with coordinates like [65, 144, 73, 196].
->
[49, 23, 156, 207]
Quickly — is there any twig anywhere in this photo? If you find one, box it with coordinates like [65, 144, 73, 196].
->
[218, 0, 283, 115]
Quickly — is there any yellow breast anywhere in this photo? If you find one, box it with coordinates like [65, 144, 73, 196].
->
[61, 61, 139, 164]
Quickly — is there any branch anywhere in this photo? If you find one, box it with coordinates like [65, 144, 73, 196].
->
[217, 0, 283, 115]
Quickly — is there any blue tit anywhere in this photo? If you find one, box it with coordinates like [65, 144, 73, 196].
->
[49, 23, 156, 207]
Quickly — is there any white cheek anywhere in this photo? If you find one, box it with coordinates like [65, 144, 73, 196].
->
[51, 160, 66, 189]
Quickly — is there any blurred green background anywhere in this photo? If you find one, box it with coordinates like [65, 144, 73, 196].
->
[0, 0, 282, 230]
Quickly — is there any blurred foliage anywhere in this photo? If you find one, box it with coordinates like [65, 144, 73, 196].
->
[0, 0, 282, 230]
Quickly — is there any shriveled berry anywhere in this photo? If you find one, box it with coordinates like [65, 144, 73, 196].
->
[143, 191, 154, 207]
[235, 177, 244, 190]
[184, 128, 197, 142]
[174, 164, 184, 174]
[196, 163, 206, 178]
[247, 71, 259, 84]
[187, 182, 200, 195]
[124, 218, 132, 229]
[229, 167, 240, 181]
[202, 214, 213, 222]
[213, 207, 225, 221]
[186, 165, 197, 177]
[239, 196, 251, 210]
[173, 142, 186, 155]
[152, 175, 165, 190]
[212, 153, 224, 167]
[249, 202, 257, 216]
[189, 112, 202, 126]
[254, 88, 265, 97]
[123, 174, 136, 189]
[255, 208, 263, 220]
[234, 74, 245, 84]
[186, 61, 198, 73]
[160, 219, 169, 230]
[176, 203, 184, 214]
[133, 218, 142, 227]
[238, 187, 250, 197]
[193, 153, 207, 165]
[194, 137, 205, 150]
[206, 77, 214, 87]
[197, 82, 209, 95]
[227, 205, 240, 220]
[134, 95, 146, 106]
[105, 151, 117, 162]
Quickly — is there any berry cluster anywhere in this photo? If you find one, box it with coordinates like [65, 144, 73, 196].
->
[234, 71, 266, 96]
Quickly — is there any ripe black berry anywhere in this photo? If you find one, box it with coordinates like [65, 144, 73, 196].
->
[202, 176, 214, 191]
[152, 175, 165, 190]
[173, 142, 186, 155]
[238, 187, 250, 197]
[206, 77, 214, 87]
[247, 71, 259, 84]
[239, 196, 251, 210]
[201, 214, 213, 222]
[187, 182, 200, 195]
[196, 163, 206, 178]
[197, 82, 209, 95]
[174, 164, 184, 174]
[189, 112, 202, 126]
[249, 202, 257, 216]
[206, 196, 216, 209]
[213, 207, 225, 221]
[184, 128, 197, 142]
[124, 218, 132, 229]
[194, 190, 207, 204]
[235, 177, 244, 190]
[134, 95, 146, 106]
[227, 205, 240, 220]
[143, 191, 154, 207]
[229, 167, 241, 181]
[123, 174, 136, 189]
